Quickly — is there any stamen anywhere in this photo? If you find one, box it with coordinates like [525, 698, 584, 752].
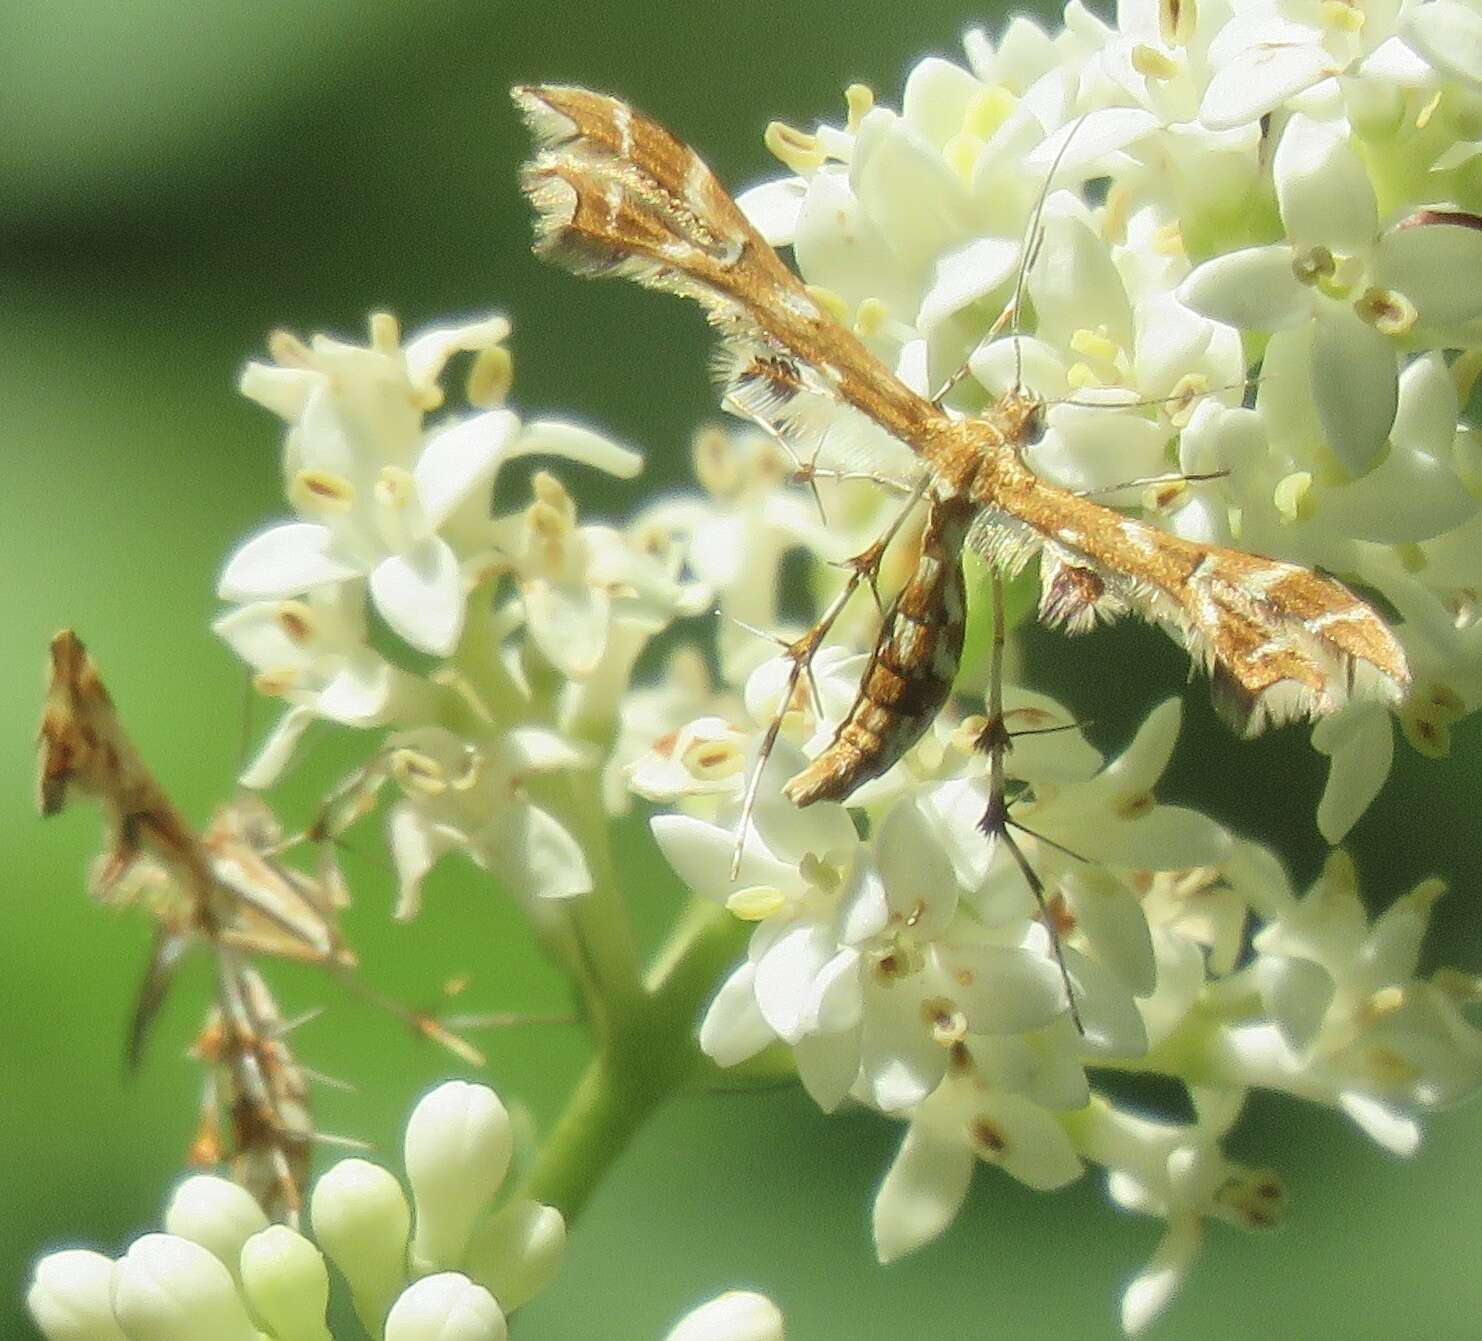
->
[290, 469, 356, 514]
[765, 121, 826, 172]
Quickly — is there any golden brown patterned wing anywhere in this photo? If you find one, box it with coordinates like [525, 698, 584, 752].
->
[513, 84, 939, 468]
[965, 452, 1410, 733]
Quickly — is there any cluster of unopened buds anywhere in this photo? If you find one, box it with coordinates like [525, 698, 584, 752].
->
[28, 0, 1482, 1334]
[26, 1081, 782, 1341]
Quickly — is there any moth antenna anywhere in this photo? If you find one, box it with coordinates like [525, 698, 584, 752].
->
[1047, 371, 1266, 414]
[1010, 113, 1090, 391]
[1007, 719, 1095, 739]
[442, 1009, 578, 1030]
[310, 1130, 374, 1152]
[299, 1065, 357, 1093]
[976, 573, 1083, 1033]
[1005, 817, 1091, 866]
[1075, 469, 1230, 499]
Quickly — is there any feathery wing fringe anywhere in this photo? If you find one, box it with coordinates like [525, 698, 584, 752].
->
[968, 486, 1409, 734]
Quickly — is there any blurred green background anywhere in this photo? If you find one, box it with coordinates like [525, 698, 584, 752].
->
[4, 2, 1482, 1337]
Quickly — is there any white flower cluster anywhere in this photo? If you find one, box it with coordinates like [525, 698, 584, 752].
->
[642, 617, 1482, 1328]
[27, 1082, 782, 1341]
[214, 312, 708, 911]
[738, 0, 1482, 841]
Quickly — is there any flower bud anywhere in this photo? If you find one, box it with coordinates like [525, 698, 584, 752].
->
[462, 1199, 565, 1313]
[239, 1225, 333, 1341]
[310, 1157, 410, 1334]
[384, 1272, 507, 1341]
[404, 1082, 512, 1272]
[162, 1175, 268, 1279]
[110, 1233, 257, 1341]
[27, 1249, 127, 1341]
[663, 1291, 786, 1341]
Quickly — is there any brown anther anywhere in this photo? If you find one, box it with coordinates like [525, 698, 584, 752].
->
[969, 1117, 1008, 1155]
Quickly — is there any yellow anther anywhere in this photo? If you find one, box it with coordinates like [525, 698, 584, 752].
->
[726, 886, 788, 921]
[1400, 699, 1452, 758]
[1151, 221, 1185, 256]
[765, 121, 826, 172]
[968, 1116, 1009, 1157]
[950, 714, 990, 751]
[369, 311, 402, 354]
[805, 284, 851, 324]
[290, 468, 356, 514]
[852, 296, 889, 339]
[1274, 471, 1314, 523]
[1320, 0, 1365, 30]
[252, 668, 300, 698]
[267, 328, 314, 369]
[844, 83, 874, 133]
[1166, 371, 1210, 428]
[1070, 327, 1122, 362]
[1160, 0, 1197, 46]
[964, 84, 1017, 138]
[1416, 89, 1444, 130]
[1355, 286, 1418, 336]
[1367, 985, 1406, 1018]
[467, 344, 514, 407]
[375, 465, 417, 509]
[1227, 503, 1244, 541]
[683, 738, 744, 781]
[274, 600, 317, 644]
[1132, 44, 1180, 79]
[922, 998, 968, 1046]
[1144, 478, 1189, 512]
[1114, 789, 1156, 819]
[1420, 682, 1466, 722]
[1066, 362, 1100, 390]
[390, 748, 448, 795]
[944, 131, 986, 183]
[1292, 245, 1336, 285]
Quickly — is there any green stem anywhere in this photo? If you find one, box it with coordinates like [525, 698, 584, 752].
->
[523, 900, 744, 1222]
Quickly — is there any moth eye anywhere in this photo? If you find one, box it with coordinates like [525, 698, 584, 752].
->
[1023, 403, 1047, 445]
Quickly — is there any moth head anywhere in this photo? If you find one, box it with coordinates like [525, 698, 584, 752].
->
[995, 387, 1047, 448]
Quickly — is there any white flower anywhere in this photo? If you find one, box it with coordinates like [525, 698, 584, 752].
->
[381, 725, 595, 917]
[220, 313, 641, 657]
[1181, 115, 1482, 478]
[238, 1225, 333, 1341]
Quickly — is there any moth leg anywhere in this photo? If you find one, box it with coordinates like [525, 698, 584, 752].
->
[729, 477, 928, 877]
[975, 572, 1084, 1034]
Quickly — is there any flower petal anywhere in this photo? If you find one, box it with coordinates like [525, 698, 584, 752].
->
[1273, 114, 1377, 252]
[371, 541, 465, 657]
[483, 802, 592, 902]
[1402, 0, 1482, 91]
[699, 962, 777, 1067]
[1310, 301, 1398, 477]
[1372, 221, 1482, 343]
[218, 523, 360, 601]
[872, 1123, 974, 1264]
[1178, 247, 1308, 331]
[509, 419, 643, 478]
[415, 411, 519, 530]
[736, 176, 807, 246]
